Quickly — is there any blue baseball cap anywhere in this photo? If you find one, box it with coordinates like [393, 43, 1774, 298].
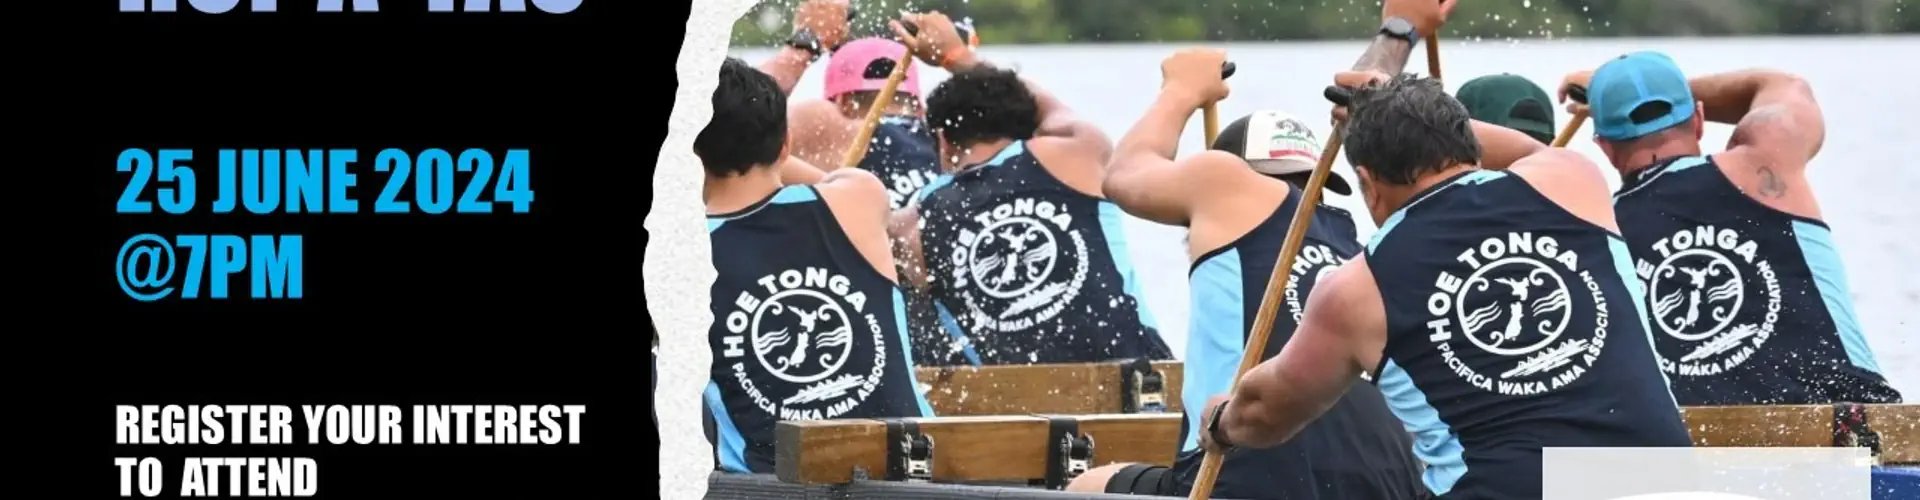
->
[1589, 51, 1696, 141]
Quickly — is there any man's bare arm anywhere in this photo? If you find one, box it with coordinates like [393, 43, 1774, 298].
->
[1690, 70, 1825, 168]
[1218, 268, 1372, 448]
[758, 47, 816, 96]
[1473, 120, 1549, 170]
[1351, 36, 1415, 75]
[888, 206, 931, 291]
[1102, 89, 1226, 225]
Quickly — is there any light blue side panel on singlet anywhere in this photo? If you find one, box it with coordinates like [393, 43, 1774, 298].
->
[1378, 360, 1467, 496]
[1182, 249, 1245, 451]
[1792, 221, 1883, 374]
[894, 289, 939, 416]
[1610, 236, 1678, 403]
[1099, 202, 1160, 330]
[704, 382, 750, 473]
[935, 303, 982, 366]
[771, 184, 817, 204]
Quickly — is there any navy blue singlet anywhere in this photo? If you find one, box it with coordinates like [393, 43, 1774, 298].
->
[1367, 170, 1691, 500]
[913, 141, 1171, 365]
[1173, 187, 1425, 500]
[1613, 156, 1901, 405]
[859, 116, 944, 211]
[704, 185, 934, 473]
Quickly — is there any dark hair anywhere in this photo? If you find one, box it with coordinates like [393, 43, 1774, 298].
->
[924, 64, 1038, 148]
[697, 57, 787, 177]
[1341, 73, 1483, 185]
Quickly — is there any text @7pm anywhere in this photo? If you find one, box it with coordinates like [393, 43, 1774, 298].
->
[117, 234, 301, 302]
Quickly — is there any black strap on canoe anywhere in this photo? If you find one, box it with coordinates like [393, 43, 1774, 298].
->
[1120, 358, 1167, 414]
[885, 419, 934, 482]
[1831, 402, 1882, 457]
[1039, 416, 1095, 490]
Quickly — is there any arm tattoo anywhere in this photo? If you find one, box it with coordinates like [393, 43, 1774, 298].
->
[1351, 36, 1414, 74]
[1755, 165, 1788, 199]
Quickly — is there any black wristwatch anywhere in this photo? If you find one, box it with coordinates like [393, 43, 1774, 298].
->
[1207, 399, 1235, 450]
[786, 29, 826, 62]
[1378, 17, 1420, 46]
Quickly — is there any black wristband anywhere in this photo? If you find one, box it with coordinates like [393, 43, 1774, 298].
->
[785, 29, 825, 62]
[1378, 17, 1420, 46]
[1207, 400, 1235, 449]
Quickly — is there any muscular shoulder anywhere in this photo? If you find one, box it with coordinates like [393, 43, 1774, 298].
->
[1028, 135, 1114, 197]
[1300, 257, 1387, 365]
[815, 169, 889, 230]
[1505, 148, 1620, 233]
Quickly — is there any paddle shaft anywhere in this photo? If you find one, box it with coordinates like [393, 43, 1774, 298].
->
[1203, 105, 1221, 148]
[1425, 34, 1442, 81]
[840, 54, 915, 168]
[1185, 123, 1347, 500]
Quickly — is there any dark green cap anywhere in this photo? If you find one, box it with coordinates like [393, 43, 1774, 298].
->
[1456, 74, 1556, 144]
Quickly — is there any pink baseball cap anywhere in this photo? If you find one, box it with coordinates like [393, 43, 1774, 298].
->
[823, 38, 921, 101]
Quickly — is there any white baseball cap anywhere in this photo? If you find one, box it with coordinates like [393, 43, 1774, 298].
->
[1210, 109, 1350, 195]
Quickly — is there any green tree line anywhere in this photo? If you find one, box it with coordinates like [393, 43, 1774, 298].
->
[731, 0, 1920, 45]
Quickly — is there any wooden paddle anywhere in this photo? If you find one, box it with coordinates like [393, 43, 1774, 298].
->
[1552, 86, 1590, 148]
[1185, 85, 1355, 500]
[1201, 62, 1239, 147]
[843, 18, 977, 168]
[1425, 34, 1442, 82]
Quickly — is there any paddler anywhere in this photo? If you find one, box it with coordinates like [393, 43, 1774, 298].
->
[1558, 53, 1903, 406]
[758, 0, 947, 209]
[755, 0, 959, 364]
[886, 11, 1173, 366]
[1191, 2, 1696, 498]
[698, 57, 935, 474]
[1066, 48, 1424, 500]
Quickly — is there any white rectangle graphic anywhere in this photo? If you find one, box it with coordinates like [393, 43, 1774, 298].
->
[1543, 447, 1872, 500]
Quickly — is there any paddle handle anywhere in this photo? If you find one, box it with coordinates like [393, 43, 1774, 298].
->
[1187, 115, 1348, 500]
[1425, 34, 1442, 82]
[1200, 62, 1237, 148]
[1552, 86, 1590, 148]
[840, 54, 915, 168]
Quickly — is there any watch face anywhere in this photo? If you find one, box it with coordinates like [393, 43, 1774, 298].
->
[1383, 18, 1414, 37]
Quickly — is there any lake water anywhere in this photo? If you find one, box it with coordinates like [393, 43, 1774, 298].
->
[732, 36, 1919, 395]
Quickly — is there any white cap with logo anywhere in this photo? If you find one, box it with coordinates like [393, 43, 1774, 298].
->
[1210, 109, 1350, 195]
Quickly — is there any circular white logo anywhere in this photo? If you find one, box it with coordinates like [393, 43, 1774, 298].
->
[1427, 232, 1606, 396]
[751, 289, 853, 384]
[1458, 258, 1570, 357]
[1637, 225, 1781, 377]
[718, 267, 890, 420]
[947, 198, 1090, 333]
[1649, 249, 1743, 342]
[966, 217, 1060, 300]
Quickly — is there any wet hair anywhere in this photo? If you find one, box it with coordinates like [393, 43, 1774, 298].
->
[924, 64, 1038, 148]
[1341, 73, 1483, 185]
[696, 57, 787, 177]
